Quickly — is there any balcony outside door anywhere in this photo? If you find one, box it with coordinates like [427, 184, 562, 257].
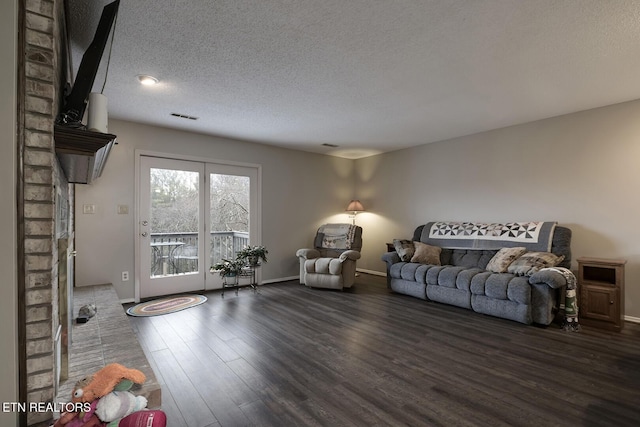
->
[138, 155, 259, 299]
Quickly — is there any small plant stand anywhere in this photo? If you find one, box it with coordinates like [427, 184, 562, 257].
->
[221, 265, 260, 297]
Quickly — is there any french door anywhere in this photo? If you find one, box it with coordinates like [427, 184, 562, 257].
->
[138, 155, 259, 299]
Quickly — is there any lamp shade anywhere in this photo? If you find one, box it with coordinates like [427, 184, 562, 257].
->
[346, 199, 364, 213]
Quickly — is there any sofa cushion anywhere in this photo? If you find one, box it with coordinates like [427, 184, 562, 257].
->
[480, 274, 531, 304]
[470, 271, 493, 295]
[400, 262, 420, 281]
[443, 249, 497, 269]
[455, 268, 485, 291]
[393, 239, 415, 262]
[389, 262, 405, 279]
[508, 252, 565, 276]
[414, 264, 432, 285]
[411, 242, 441, 265]
[426, 265, 447, 286]
[507, 277, 531, 304]
[437, 266, 467, 289]
[486, 247, 527, 273]
[484, 274, 513, 300]
[389, 262, 434, 284]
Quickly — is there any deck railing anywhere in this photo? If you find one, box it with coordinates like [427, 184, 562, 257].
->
[150, 231, 249, 276]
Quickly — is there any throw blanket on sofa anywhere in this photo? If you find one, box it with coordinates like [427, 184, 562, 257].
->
[318, 223, 356, 249]
[542, 267, 581, 332]
[422, 221, 557, 252]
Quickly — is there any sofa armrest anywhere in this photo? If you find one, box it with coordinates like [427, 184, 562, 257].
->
[528, 270, 567, 289]
[296, 248, 320, 259]
[339, 250, 361, 262]
[381, 251, 401, 266]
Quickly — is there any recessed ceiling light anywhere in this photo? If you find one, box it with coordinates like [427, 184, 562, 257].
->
[137, 74, 159, 86]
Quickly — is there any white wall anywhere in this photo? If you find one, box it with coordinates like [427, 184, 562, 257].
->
[1, 0, 19, 425]
[355, 99, 640, 319]
[75, 119, 355, 300]
[75, 101, 640, 318]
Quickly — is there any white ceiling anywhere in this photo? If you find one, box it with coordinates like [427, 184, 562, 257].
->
[66, 0, 640, 159]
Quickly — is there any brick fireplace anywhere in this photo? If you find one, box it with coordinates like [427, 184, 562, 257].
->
[17, 0, 73, 425]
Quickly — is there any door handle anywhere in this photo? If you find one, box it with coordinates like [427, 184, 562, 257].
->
[141, 232, 148, 237]
[142, 220, 148, 226]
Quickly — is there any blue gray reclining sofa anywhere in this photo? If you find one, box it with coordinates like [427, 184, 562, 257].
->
[381, 221, 572, 325]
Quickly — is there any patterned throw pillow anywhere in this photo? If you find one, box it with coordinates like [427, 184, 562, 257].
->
[486, 247, 527, 273]
[393, 239, 415, 262]
[410, 242, 442, 265]
[507, 251, 565, 276]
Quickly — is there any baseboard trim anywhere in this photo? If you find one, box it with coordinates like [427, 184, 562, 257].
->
[356, 268, 386, 277]
[624, 315, 640, 324]
[119, 298, 135, 304]
[262, 275, 299, 284]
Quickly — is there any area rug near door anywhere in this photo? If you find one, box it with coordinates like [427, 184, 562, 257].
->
[126, 294, 207, 317]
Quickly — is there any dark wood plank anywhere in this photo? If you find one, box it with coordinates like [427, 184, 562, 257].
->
[128, 274, 640, 426]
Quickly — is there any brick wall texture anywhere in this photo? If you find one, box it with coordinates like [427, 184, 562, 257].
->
[20, 0, 72, 425]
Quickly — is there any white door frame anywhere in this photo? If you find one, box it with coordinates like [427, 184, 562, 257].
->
[134, 149, 262, 302]
[138, 156, 205, 298]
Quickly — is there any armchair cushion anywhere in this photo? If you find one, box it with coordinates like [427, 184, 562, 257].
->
[296, 248, 320, 259]
[339, 250, 361, 262]
[305, 258, 343, 275]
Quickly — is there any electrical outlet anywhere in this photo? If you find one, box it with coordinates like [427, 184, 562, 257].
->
[122, 271, 129, 281]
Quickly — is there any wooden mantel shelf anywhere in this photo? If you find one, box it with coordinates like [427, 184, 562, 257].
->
[54, 124, 117, 184]
[54, 125, 116, 155]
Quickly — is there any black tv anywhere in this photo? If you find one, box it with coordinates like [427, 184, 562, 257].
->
[57, 0, 120, 126]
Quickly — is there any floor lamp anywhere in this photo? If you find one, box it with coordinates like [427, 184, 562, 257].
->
[346, 199, 364, 277]
[346, 199, 365, 225]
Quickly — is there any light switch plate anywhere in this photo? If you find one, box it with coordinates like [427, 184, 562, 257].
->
[117, 204, 129, 215]
[83, 204, 96, 214]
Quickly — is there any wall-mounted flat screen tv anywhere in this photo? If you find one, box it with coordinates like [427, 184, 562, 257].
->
[57, 0, 120, 126]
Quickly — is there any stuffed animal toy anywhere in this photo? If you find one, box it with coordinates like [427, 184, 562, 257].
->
[115, 410, 167, 427]
[94, 391, 147, 423]
[55, 364, 146, 427]
[52, 400, 103, 427]
[72, 364, 146, 403]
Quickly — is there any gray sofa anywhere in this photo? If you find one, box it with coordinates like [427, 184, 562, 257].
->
[381, 222, 572, 325]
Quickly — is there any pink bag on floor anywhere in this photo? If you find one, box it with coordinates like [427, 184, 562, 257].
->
[116, 410, 167, 427]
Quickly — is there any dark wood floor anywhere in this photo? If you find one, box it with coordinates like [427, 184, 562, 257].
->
[127, 274, 640, 427]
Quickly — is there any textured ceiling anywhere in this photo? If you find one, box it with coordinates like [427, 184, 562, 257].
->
[66, 0, 640, 159]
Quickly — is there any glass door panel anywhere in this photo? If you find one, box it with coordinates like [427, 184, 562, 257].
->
[139, 157, 205, 298]
[209, 173, 250, 266]
[150, 167, 200, 276]
[205, 163, 259, 291]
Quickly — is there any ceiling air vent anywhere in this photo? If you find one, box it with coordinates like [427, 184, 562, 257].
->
[322, 143, 339, 148]
[171, 113, 199, 120]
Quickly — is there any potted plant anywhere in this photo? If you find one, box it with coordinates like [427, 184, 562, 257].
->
[236, 245, 268, 266]
[210, 258, 246, 278]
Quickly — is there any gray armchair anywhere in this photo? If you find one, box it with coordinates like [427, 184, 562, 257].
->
[296, 224, 363, 290]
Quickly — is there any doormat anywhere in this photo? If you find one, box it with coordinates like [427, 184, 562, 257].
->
[126, 294, 207, 317]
